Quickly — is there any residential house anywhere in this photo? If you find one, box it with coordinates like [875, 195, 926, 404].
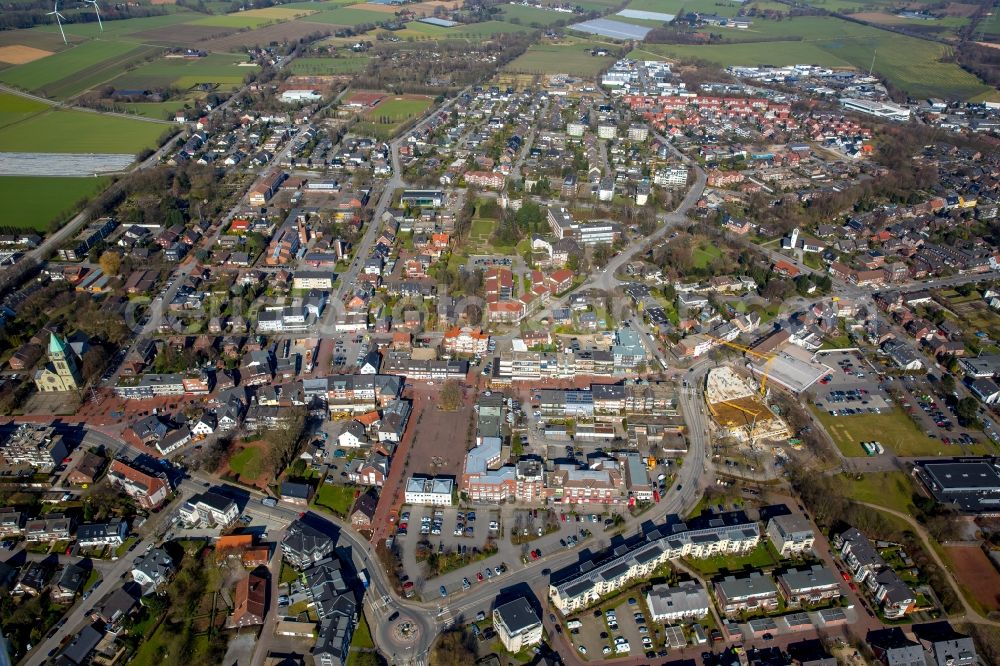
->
[645, 582, 711, 622]
[283, 519, 336, 570]
[493, 597, 542, 653]
[777, 565, 841, 606]
[228, 571, 267, 628]
[77, 519, 128, 548]
[714, 572, 779, 617]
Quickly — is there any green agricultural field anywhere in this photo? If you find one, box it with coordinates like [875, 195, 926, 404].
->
[0, 109, 167, 153]
[627, 0, 742, 17]
[979, 9, 1000, 39]
[444, 20, 532, 36]
[505, 42, 614, 76]
[112, 53, 257, 91]
[396, 19, 530, 38]
[0, 176, 109, 231]
[499, 3, 574, 26]
[537, 0, 618, 7]
[120, 98, 201, 121]
[189, 13, 284, 29]
[0, 40, 144, 96]
[282, 0, 365, 8]
[638, 15, 993, 100]
[308, 7, 395, 25]
[0, 92, 49, 129]
[35, 12, 203, 40]
[290, 55, 371, 74]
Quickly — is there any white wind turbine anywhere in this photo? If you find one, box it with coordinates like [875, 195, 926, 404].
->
[85, 0, 103, 32]
[48, 0, 67, 44]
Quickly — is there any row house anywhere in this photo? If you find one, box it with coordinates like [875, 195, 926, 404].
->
[776, 565, 842, 607]
[715, 572, 779, 617]
[25, 513, 72, 542]
[834, 527, 915, 619]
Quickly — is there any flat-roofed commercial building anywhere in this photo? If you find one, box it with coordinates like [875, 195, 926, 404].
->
[914, 458, 1000, 514]
[404, 476, 453, 506]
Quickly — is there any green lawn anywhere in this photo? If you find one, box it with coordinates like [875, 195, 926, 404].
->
[314, 484, 357, 517]
[811, 405, 991, 457]
[228, 446, 264, 481]
[504, 42, 614, 76]
[841, 471, 915, 515]
[684, 542, 780, 576]
[692, 243, 722, 269]
[115, 535, 139, 559]
[352, 613, 375, 649]
[0, 176, 109, 231]
[0, 109, 167, 153]
[280, 562, 301, 584]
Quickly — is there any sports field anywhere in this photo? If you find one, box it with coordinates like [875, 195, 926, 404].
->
[638, 15, 993, 100]
[290, 55, 371, 74]
[0, 109, 166, 154]
[369, 96, 433, 120]
[356, 94, 432, 139]
[944, 545, 1000, 614]
[0, 92, 49, 129]
[0, 176, 109, 231]
[504, 42, 615, 76]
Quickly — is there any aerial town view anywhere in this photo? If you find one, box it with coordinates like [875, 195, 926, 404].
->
[2, 0, 1000, 664]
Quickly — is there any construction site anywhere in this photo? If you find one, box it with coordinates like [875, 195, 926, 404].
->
[704, 366, 791, 445]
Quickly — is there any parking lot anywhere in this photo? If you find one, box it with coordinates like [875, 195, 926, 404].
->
[330, 333, 370, 371]
[894, 374, 984, 449]
[566, 596, 669, 660]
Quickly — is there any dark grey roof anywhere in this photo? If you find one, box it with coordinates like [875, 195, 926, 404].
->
[61, 625, 104, 665]
[281, 481, 312, 500]
[494, 597, 540, 636]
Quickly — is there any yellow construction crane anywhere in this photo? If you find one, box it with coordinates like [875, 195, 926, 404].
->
[706, 335, 778, 397]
